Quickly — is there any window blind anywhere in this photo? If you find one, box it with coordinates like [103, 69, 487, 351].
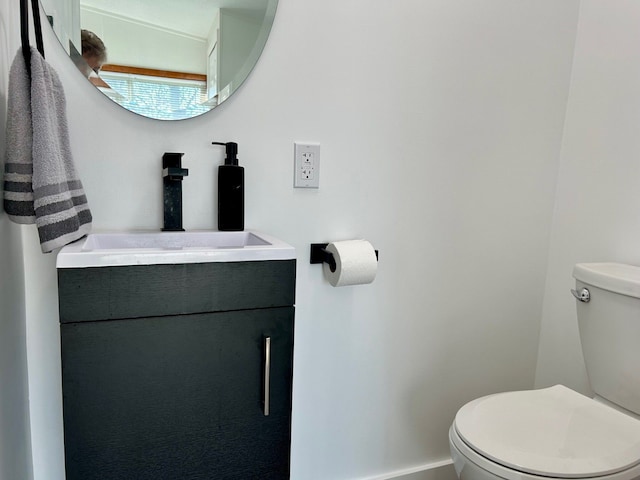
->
[100, 71, 210, 121]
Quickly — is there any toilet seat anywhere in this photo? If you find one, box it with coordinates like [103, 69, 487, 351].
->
[450, 425, 640, 480]
[452, 385, 640, 480]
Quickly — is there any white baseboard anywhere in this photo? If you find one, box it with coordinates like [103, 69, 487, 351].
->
[359, 458, 456, 480]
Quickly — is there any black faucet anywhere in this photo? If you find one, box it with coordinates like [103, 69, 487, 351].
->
[162, 152, 189, 231]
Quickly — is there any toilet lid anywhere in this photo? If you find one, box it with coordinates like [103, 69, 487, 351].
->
[454, 385, 640, 478]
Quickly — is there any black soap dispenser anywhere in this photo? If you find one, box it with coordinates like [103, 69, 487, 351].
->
[212, 141, 244, 231]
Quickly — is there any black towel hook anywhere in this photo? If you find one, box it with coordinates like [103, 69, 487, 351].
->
[20, 0, 45, 76]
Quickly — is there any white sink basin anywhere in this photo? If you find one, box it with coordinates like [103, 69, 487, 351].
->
[56, 231, 295, 268]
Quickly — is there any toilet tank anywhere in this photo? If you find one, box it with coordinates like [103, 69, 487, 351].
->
[573, 263, 640, 415]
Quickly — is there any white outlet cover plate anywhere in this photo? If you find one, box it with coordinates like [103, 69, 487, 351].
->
[294, 142, 320, 188]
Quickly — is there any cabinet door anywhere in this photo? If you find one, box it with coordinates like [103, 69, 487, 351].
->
[61, 307, 294, 480]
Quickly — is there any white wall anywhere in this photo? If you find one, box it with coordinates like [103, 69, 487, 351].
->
[10, 1, 581, 479]
[0, 0, 33, 478]
[536, 1, 640, 393]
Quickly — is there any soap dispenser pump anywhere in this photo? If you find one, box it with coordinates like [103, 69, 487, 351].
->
[212, 141, 244, 231]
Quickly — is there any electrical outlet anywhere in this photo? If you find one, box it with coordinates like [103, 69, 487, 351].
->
[294, 142, 320, 188]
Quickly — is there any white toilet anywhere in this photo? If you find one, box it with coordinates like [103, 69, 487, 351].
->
[449, 262, 640, 480]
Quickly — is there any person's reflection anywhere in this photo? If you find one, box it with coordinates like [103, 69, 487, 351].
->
[81, 29, 107, 86]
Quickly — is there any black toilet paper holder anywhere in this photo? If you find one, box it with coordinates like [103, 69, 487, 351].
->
[310, 243, 379, 273]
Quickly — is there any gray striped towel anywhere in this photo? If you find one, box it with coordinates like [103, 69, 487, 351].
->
[3, 49, 34, 223]
[3, 47, 92, 252]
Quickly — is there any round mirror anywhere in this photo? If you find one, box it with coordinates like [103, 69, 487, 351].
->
[41, 0, 278, 120]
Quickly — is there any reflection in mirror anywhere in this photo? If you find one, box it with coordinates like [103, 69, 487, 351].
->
[41, 0, 278, 120]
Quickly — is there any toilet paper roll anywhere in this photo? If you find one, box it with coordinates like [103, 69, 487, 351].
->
[323, 240, 377, 287]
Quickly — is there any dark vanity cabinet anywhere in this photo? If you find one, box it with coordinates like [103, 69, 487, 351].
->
[57, 260, 296, 480]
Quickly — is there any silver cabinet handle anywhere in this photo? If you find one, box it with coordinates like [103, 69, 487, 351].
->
[263, 336, 271, 416]
[571, 288, 590, 303]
